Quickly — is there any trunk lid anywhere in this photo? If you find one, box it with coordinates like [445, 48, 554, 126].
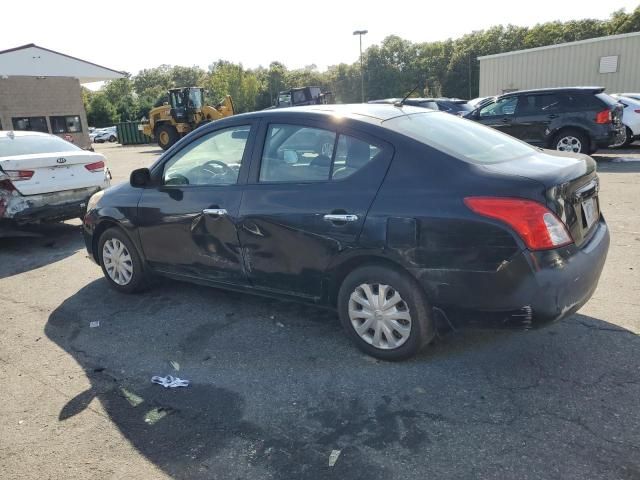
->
[0, 150, 107, 195]
[482, 149, 600, 247]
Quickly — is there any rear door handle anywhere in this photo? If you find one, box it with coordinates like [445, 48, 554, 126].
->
[203, 208, 228, 217]
[323, 214, 359, 223]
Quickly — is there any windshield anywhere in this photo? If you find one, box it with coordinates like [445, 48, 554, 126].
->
[188, 89, 203, 108]
[0, 134, 81, 157]
[384, 112, 536, 164]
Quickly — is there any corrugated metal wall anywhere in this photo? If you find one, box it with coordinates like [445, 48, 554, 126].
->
[479, 32, 640, 96]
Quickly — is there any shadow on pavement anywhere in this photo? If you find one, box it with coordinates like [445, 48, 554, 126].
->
[46, 279, 640, 479]
[0, 221, 84, 279]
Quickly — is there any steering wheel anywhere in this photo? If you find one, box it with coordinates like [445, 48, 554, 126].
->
[201, 160, 236, 179]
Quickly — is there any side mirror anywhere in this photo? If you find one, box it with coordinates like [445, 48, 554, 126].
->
[283, 150, 298, 164]
[130, 168, 151, 188]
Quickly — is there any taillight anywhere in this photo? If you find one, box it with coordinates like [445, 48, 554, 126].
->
[635, 109, 640, 114]
[85, 161, 105, 172]
[4, 170, 34, 181]
[464, 197, 573, 251]
[595, 109, 612, 124]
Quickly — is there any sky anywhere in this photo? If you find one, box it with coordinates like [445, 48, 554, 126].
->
[2, 0, 638, 80]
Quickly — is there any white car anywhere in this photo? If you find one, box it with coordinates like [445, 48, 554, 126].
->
[0, 131, 110, 225]
[92, 126, 118, 143]
[611, 95, 640, 147]
[615, 93, 640, 102]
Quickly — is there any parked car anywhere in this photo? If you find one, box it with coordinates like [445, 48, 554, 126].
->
[610, 94, 640, 147]
[466, 96, 490, 109]
[83, 104, 609, 360]
[615, 93, 640, 102]
[0, 131, 110, 225]
[92, 127, 118, 143]
[369, 98, 474, 115]
[466, 87, 624, 154]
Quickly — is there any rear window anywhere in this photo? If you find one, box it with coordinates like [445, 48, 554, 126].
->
[385, 112, 535, 164]
[0, 134, 81, 157]
[561, 93, 606, 111]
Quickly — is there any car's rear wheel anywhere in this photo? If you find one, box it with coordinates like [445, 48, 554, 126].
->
[553, 129, 589, 154]
[617, 127, 634, 148]
[338, 265, 435, 360]
[98, 227, 152, 293]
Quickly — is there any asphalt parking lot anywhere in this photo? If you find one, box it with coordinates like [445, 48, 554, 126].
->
[1, 142, 639, 479]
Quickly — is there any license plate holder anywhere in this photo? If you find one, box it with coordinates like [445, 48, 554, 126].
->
[581, 197, 598, 230]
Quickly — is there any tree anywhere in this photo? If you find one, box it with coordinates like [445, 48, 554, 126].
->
[87, 93, 118, 127]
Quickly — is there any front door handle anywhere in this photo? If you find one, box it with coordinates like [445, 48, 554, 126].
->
[323, 214, 359, 223]
[203, 208, 228, 217]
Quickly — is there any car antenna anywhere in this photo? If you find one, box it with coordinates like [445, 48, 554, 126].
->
[394, 85, 420, 107]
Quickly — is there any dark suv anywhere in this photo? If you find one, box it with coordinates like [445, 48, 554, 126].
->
[466, 87, 623, 153]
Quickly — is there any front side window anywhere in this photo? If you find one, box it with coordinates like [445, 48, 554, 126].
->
[50, 115, 82, 134]
[12, 116, 49, 133]
[260, 125, 336, 182]
[163, 125, 250, 186]
[479, 97, 518, 117]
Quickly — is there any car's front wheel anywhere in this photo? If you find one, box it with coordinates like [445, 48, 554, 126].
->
[338, 265, 435, 360]
[108, 135, 117, 143]
[98, 227, 152, 293]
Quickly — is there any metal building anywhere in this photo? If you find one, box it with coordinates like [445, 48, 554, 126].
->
[478, 32, 640, 97]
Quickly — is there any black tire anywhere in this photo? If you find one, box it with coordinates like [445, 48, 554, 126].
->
[156, 124, 179, 150]
[337, 265, 435, 361]
[618, 127, 633, 148]
[97, 227, 152, 293]
[108, 135, 117, 143]
[552, 129, 589, 154]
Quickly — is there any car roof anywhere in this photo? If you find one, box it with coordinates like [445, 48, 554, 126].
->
[500, 86, 605, 97]
[1, 130, 51, 138]
[233, 103, 435, 124]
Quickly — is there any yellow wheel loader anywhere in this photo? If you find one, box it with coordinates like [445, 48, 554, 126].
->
[140, 87, 235, 150]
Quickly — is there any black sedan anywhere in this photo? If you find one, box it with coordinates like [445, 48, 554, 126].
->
[83, 104, 609, 360]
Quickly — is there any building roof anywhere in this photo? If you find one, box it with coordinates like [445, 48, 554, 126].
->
[0, 44, 125, 83]
[478, 31, 640, 61]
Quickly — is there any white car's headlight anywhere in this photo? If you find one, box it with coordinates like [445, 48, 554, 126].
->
[87, 190, 104, 212]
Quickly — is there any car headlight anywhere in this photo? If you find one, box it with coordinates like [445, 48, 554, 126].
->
[87, 190, 104, 212]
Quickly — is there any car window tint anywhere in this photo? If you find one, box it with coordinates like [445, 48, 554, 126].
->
[386, 112, 535, 164]
[259, 124, 336, 183]
[479, 97, 518, 117]
[332, 135, 379, 180]
[163, 125, 249, 186]
[0, 134, 81, 157]
[518, 94, 560, 114]
[560, 94, 605, 111]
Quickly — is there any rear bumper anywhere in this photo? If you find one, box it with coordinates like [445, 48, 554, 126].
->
[413, 218, 610, 328]
[0, 186, 103, 223]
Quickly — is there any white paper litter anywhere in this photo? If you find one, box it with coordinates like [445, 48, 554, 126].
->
[151, 375, 190, 388]
[89, 321, 100, 328]
[329, 449, 341, 467]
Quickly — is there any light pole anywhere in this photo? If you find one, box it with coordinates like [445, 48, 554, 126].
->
[353, 29, 368, 103]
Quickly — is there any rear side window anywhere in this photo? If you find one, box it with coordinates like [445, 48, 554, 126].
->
[0, 134, 81, 157]
[518, 94, 561, 114]
[260, 125, 336, 182]
[560, 94, 606, 111]
[259, 124, 380, 183]
[385, 112, 535, 164]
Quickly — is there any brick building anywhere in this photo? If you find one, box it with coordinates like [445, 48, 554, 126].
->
[0, 44, 124, 149]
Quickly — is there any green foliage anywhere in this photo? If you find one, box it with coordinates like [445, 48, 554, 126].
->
[84, 5, 640, 125]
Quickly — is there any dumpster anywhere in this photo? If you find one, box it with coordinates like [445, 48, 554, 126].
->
[116, 121, 153, 145]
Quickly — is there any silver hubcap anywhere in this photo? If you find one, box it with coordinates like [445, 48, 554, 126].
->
[102, 238, 133, 285]
[556, 136, 582, 153]
[348, 283, 412, 350]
